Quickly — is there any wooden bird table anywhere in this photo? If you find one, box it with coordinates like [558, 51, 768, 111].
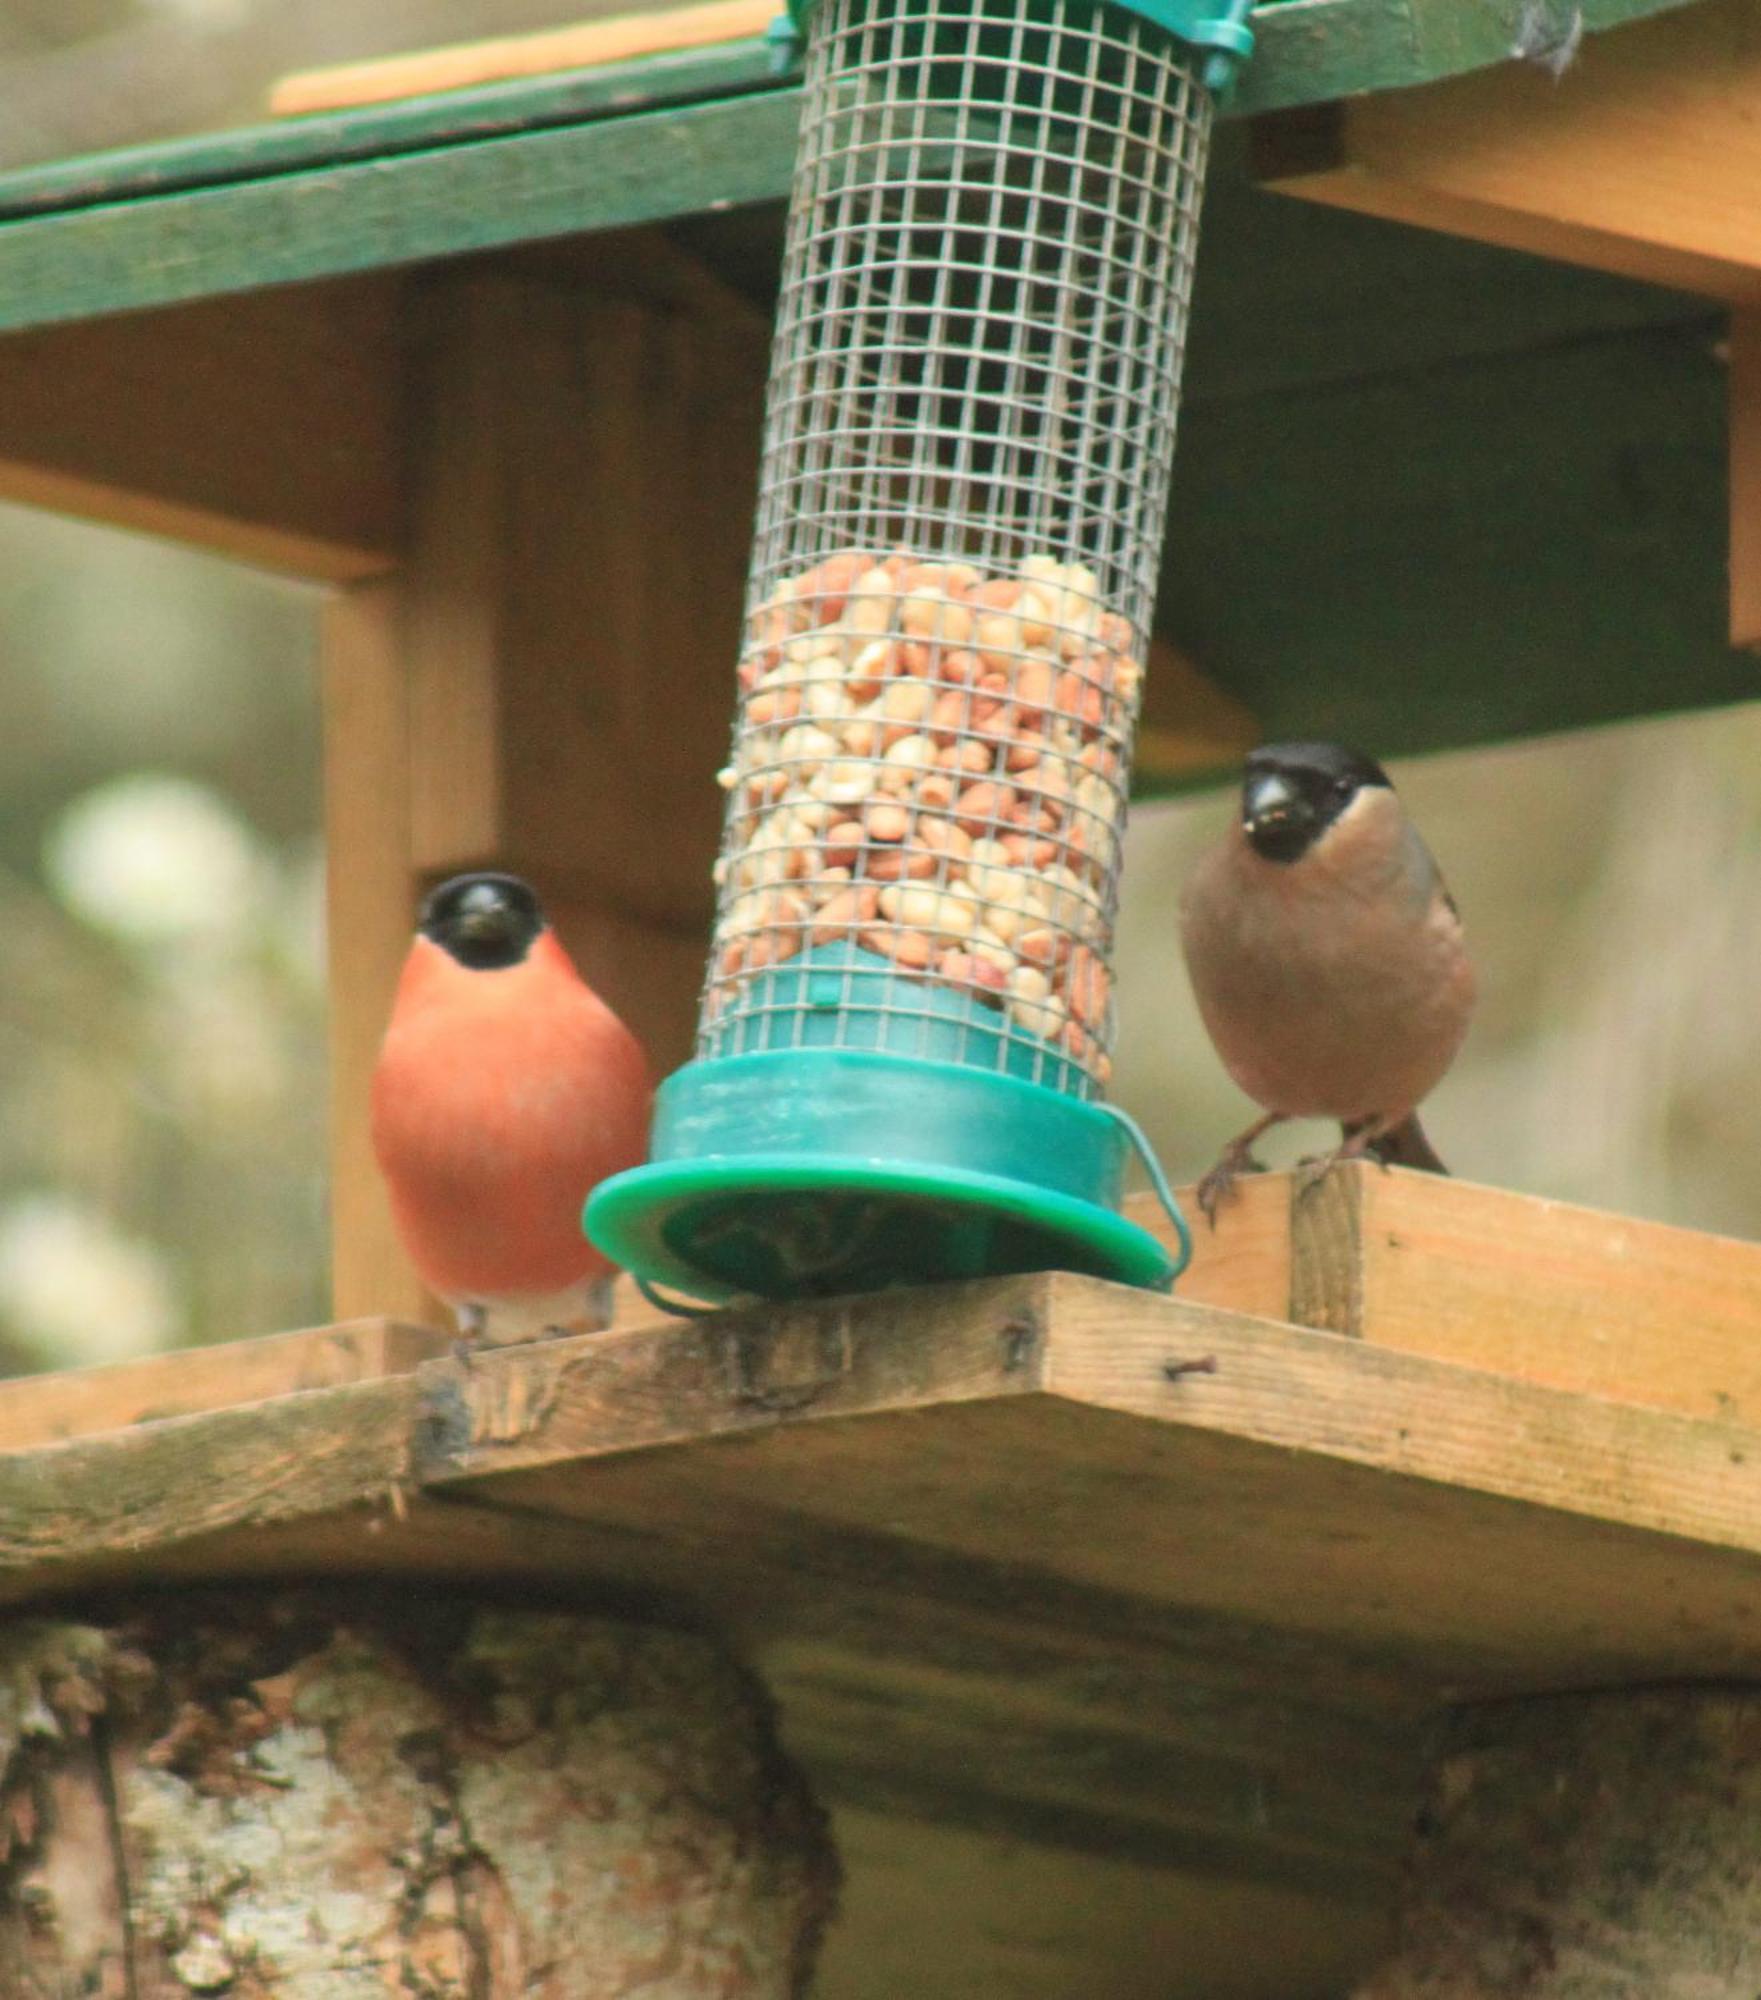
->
[0, 0, 1758, 1987]
[4, 1168, 1761, 1993]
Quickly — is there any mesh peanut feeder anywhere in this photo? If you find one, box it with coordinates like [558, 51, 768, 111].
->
[589, 0, 1253, 1303]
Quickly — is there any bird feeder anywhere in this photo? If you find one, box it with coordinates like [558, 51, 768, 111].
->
[589, 0, 1254, 1303]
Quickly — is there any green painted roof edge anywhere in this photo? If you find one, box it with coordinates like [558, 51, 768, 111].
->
[0, 39, 789, 223]
[0, 0, 1706, 337]
[0, 0, 1698, 222]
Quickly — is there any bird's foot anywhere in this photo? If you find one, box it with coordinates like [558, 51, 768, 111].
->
[1294, 1122, 1389, 1202]
[1292, 1155, 1340, 1204]
[1196, 1145, 1269, 1227]
[450, 1301, 488, 1366]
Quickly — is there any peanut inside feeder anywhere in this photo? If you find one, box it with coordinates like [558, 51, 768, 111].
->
[715, 550, 1130, 1093]
[588, 0, 1254, 1304]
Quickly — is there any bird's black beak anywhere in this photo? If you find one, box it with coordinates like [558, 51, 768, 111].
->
[1242, 770, 1316, 862]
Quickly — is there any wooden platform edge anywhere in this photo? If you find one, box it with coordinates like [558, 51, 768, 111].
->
[0, 1272, 1757, 1595]
[6, 1164, 1760, 1453]
[0, 1317, 453, 1454]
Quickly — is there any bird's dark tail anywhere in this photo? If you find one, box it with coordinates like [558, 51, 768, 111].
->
[1352, 1112, 1449, 1175]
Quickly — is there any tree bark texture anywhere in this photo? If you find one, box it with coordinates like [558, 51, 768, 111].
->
[0, 1591, 838, 1998]
[1356, 1686, 1761, 1998]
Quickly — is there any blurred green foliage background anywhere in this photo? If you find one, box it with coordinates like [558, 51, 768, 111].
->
[0, 506, 327, 1372]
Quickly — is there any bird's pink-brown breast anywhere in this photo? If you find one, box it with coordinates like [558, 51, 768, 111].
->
[1179, 788, 1475, 1123]
[370, 934, 652, 1300]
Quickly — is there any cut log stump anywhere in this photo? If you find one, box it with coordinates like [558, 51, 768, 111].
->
[0, 1590, 838, 1998]
[1357, 1687, 1761, 1997]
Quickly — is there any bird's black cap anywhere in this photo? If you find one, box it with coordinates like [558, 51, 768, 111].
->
[1245, 742, 1391, 792]
[1240, 742, 1392, 863]
[419, 872, 546, 970]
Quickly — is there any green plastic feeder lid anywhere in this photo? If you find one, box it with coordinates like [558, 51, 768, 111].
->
[587, 1046, 1186, 1306]
[773, 0, 1257, 90]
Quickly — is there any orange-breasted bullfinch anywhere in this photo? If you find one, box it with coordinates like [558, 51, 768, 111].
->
[1179, 742, 1475, 1223]
[370, 872, 653, 1344]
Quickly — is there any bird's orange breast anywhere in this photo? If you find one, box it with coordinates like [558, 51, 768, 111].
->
[369, 934, 652, 1300]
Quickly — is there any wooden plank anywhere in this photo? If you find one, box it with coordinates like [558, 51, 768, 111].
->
[0, 1319, 447, 1452]
[3, 1255, 1760, 1929]
[0, 279, 400, 581]
[1255, 0, 1761, 301]
[1167, 1163, 1761, 1433]
[1152, 1175, 1291, 1324]
[1345, 1171, 1761, 1428]
[0, 1291, 1433, 1904]
[271, 0, 781, 117]
[23, 1160, 1761, 1444]
[817, 1806, 1386, 2000]
[0, 1271, 1755, 1683]
[1733, 310, 1761, 649]
[0, 1168, 1753, 1968]
[321, 582, 436, 1326]
[1287, 1166, 1364, 1335]
[1235, 0, 1692, 116]
[437, 1287, 1761, 1688]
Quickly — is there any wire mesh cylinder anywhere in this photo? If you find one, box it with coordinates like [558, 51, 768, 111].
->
[705, 0, 1211, 1098]
[589, 0, 1238, 1302]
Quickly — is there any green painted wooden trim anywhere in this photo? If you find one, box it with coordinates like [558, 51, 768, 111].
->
[0, 92, 805, 338]
[0, 0, 1708, 335]
[0, 0, 1701, 217]
[0, 40, 787, 223]
[1239, 0, 1689, 109]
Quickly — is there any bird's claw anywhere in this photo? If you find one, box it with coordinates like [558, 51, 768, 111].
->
[1293, 1138, 1378, 1203]
[1196, 1148, 1268, 1227]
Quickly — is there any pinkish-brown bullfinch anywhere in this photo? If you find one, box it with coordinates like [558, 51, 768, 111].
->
[370, 872, 653, 1344]
[1179, 742, 1475, 1223]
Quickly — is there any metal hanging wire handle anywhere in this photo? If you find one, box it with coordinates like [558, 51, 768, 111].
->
[636, 1275, 727, 1320]
[1098, 1103, 1192, 1287]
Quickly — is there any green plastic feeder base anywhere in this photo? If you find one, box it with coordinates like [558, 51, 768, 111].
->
[586, 1047, 1175, 1305]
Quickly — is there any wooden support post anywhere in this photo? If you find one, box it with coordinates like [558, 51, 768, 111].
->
[1356, 1689, 1761, 1996]
[1731, 312, 1761, 649]
[322, 580, 434, 1325]
[399, 262, 755, 1049]
[0, 1590, 837, 1995]
[323, 241, 766, 1320]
